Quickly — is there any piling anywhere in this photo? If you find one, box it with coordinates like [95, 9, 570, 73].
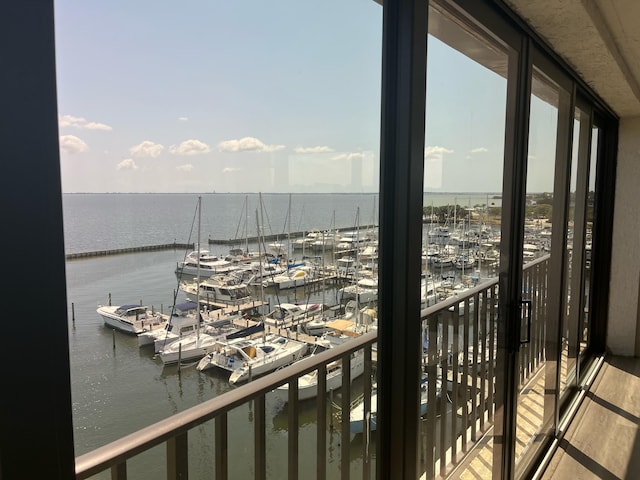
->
[108, 293, 112, 306]
[71, 302, 75, 323]
[178, 343, 182, 374]
[112, 329, 116, 350]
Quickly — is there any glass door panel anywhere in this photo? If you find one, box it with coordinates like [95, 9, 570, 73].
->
[561, 106, 591, 397]
[579, 126, 600, 365]
[514, 66, 567, 475]
[421, 5, 510, 478]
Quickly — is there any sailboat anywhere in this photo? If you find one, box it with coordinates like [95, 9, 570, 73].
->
[159, 197, 238, 366]
[272, 348, 366, 402]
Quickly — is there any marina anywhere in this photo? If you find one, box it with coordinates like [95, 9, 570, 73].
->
[63, 192, 535, 479]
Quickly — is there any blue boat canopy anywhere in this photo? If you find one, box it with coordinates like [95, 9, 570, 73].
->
[120, 304, 145, 310]
[174, 301, 197, 312]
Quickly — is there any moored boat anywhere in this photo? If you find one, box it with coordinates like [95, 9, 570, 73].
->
[97, 304, 164, 334]
[272, 349, 365, 403]
[350, 375, 442, 434]
[196, 332, 308, 385]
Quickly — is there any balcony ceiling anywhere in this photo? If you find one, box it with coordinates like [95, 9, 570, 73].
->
[504, 0, 640, 118]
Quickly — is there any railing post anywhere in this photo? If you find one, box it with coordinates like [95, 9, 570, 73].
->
[215, 414, 228, 480]
[254, 396, 266, 480]
[110, 462, 126, 480]
[167, 432, 188, 480]
[317, 364, 327, 480]
[288, 379, 299, 480]
[362, 346, 372, 480]
[341, 353, 352, 480]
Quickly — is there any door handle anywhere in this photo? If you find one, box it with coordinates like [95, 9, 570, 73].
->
[520, 299, 532, 344]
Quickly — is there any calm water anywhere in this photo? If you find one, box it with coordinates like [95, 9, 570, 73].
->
[62, 192, 498, 253]
[63, 192, 495, 478]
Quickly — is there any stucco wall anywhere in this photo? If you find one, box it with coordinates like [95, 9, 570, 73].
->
[608, 115, 640, 355]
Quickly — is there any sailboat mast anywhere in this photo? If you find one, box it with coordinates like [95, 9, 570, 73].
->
[245, 195, 249, 254]
[196, 195, 202, 338]
[256, 206, 266, 341]
[287, 193, 292, 262]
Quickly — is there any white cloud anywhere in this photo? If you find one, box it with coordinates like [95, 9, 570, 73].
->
[176, 164, 194, 172]
[59, 114, 112, 131]
[178, 117, 188, 122]
[470, 147, 488, 154]
[59, 134, 88, 154]
[294, 146, 334, 154]
[170, 139, 211, 156]
[222, 167, 242, 173]
[218, 137, 285, 153]
[424, 146, 454, 158]
[84, 122, 112, 131]
[331, 152, 366, 161]
[129, 140, 164, 158]
[116, 158, 138, 170]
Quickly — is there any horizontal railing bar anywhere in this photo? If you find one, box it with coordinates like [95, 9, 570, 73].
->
[76, 331, 377, 478]
[419, 254, 549, 321]
[420, 279, 498, 318]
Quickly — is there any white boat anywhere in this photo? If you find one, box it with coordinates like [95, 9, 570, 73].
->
[196, 333, 309, 385]
[350, 375, 442, 434]
[336, 231, 368, 251]
[263, 264, 318, 289]
[272, 349, 365, 403]
[180, 274, 253, 306]
[336, 257, 358, 277]
[97, 304, 164, 334]
[141, 305, 238, 353]
[311, 230, 340, 251]
[339, 277, 378, 303]
[175, 249, 237, 277]
[292, 230, 321, 251]
[138, 301, 198, 348]
[235, 260, 287, 285]
[158, 319, 240, 365]
[263, 302, 323, 329]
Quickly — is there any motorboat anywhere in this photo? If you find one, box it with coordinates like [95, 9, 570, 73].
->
[272, 349, 365, 403]
[263, 265, 318, 290]
[180, 274, 252, 306]
[350, 375, 442, 434]
[97, 304, 164, 335]
[263, 302, 323, 329]
[175, 249, 237, 277]
[158, 319, 241, 365]
[138, 301, 198, 348]
[339, 277, 378, 304]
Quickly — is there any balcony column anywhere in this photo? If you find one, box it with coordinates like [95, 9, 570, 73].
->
[377, 0, 428, 478]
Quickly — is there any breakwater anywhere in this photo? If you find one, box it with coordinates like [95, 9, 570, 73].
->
[206, 224, 377, 245]
[65, 243, 195, 260]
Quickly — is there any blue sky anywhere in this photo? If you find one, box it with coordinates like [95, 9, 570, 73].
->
[55, 0, 556, 194]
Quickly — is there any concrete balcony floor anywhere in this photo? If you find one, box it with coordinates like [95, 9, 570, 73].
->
[543, 355, 640, 479]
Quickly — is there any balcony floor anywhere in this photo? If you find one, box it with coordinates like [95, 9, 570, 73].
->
[543, 355, 640, 479]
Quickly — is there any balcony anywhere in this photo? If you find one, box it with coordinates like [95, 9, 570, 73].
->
[75, 255, 588, 480]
